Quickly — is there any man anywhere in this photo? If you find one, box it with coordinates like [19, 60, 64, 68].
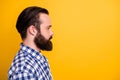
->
[8, 6, 53, 80]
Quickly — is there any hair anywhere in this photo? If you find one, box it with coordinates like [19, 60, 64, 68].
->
[16, 6, 49, 39]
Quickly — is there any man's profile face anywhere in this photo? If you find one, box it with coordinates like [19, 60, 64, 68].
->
[34, 13, 53, 51]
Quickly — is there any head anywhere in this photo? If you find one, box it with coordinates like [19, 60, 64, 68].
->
[16, 6, 53, 51]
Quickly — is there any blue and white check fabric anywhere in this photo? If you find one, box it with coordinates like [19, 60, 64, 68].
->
[8, 43, 52, 80]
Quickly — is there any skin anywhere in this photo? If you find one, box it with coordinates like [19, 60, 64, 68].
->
[39, 13, 53, 40]
[23, 13, 54, 52]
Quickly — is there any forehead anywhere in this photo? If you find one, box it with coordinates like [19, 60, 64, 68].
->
[39, 13, 51, 25]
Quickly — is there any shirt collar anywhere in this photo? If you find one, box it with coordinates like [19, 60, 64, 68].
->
[20, 43, 43, 60]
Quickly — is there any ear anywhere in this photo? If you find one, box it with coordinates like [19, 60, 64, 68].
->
[28, 25, 37, 36]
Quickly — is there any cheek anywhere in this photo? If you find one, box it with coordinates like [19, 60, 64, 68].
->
[41, 30, 50, 40]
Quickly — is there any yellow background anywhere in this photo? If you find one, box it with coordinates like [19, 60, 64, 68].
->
[0, 0, 120, 80]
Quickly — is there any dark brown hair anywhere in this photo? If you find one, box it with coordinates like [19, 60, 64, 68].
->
[16, 6, 49, 39]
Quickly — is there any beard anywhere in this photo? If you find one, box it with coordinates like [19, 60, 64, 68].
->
[34, 32, 53, 51]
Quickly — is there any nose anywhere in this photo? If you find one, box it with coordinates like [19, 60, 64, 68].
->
[50, 30, 54, 36]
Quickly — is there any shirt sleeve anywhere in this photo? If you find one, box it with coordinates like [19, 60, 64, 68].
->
[9, 72, 37, 80]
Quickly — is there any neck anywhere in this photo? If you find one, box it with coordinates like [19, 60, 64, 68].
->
[22, 38, 40, 52]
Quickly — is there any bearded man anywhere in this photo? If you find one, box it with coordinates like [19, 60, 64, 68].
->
[8, 6, 54, 80]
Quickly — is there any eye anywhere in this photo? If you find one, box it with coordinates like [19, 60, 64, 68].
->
[46, 25, 52, 30]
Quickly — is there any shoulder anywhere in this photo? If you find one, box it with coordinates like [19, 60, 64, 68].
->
[13, 52, 36, 72]
[8, 56, 37, 79]
[8, 51, 37, 77]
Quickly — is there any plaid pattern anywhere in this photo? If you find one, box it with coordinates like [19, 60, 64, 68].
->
[8, 43, 52, 80]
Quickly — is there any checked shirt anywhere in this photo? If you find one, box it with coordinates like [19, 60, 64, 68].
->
[8, 43, 52, 80]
